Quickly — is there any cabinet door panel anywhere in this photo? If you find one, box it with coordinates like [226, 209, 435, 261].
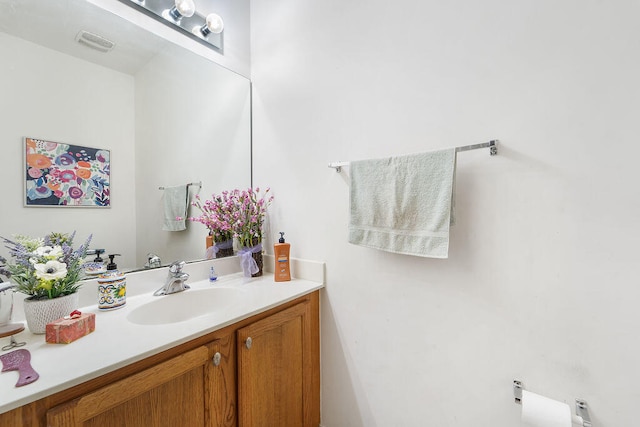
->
[0, 402, 39, 427]
[237, 303, 307, 427]
[206, 335, 237, 427]
[46, 346, 210, 427]
[84, 367, 205, 427]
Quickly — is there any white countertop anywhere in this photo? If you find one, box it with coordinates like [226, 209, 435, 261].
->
[0, 256, 325, 414]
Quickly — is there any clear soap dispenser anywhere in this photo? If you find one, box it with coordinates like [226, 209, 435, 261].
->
[97, 254, 127, 310]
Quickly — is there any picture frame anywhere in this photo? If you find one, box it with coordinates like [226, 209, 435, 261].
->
[24, 137, 111, 207]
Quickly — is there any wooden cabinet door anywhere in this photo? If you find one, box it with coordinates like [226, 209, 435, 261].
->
[205, 335, 237, 427]
[237, 301, 318, 427]
[0, 402, 38, 427]
[46, 346, 210, 427]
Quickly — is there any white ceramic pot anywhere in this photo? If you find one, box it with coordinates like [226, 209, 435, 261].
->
[23, 293, 79, 334]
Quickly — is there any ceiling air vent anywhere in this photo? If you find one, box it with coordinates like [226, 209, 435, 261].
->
[75, 30, 115, 53]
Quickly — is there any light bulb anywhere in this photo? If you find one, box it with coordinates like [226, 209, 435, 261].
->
[168, 0, 195, 21]
[176, 0, 196, 17]
[199, 13, 224, 36]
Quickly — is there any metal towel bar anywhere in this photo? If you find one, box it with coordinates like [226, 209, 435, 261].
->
[328, 140, 498, 172]
[158, 181, 202, 190]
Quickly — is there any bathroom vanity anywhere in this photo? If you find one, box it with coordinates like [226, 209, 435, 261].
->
[0, 259, 323, 426]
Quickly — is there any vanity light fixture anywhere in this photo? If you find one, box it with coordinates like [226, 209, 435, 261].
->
[119, 0, 224, 52]
[197, 13, 224, 36]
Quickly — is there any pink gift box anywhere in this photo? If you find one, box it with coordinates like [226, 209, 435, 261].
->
[46, 313, 95, 344]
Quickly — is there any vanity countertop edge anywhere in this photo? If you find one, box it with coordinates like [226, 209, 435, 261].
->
[0, 257, 325, 414]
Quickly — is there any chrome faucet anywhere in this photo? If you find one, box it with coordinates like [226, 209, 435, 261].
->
[0, 282, 16, 294]
[153, 261, 190, 296]
[0, 283, 17, 326]
[145, 253, 162, 269]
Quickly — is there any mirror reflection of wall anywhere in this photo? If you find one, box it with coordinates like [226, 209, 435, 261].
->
[0, 0, 251, 272]
[135, 43, 251, 267]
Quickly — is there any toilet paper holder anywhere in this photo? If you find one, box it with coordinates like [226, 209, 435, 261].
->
[513, 380, 592, 427]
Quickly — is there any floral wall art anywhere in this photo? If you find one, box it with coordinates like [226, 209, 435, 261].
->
[24, 137, 110, 207]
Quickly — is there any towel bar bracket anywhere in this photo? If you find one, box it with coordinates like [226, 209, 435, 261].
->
[513, 380, 523, 404]
[327, 162, 348, 173]
[576, 400, 592, 427]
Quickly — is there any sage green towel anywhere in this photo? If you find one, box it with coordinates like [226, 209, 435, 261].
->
[162, 185, 188, 231]
[349, 149, 457, 258]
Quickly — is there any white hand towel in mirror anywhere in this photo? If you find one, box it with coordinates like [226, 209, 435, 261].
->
[162, 185, 188, 231]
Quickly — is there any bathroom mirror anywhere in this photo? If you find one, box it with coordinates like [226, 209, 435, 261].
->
[0, 0, 251, 272]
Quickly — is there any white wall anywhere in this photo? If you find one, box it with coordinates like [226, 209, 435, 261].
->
[0, 33, 137, 265]
[250, 0, 640, 425]
[134, 43, 251, 266]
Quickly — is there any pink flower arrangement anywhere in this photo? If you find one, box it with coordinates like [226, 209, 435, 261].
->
[188, 190, 236, 243]
[188, 187, 273, 248]
[234, 187, 274, 248]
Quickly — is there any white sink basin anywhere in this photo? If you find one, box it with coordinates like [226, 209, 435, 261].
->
[127, 287, 245, 325]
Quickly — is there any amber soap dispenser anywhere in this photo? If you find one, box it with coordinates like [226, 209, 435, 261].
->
[274, 232, 291, 282]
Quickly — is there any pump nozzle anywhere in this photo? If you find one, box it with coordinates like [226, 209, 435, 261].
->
[107, 254, 121, 271]
[278, 232, 285, 243]
[89, 248, 105, 263]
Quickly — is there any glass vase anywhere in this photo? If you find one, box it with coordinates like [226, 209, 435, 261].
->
[249, 238, 263, 277]
[216, 239, 235, 258]
[251, 250, 263, 277]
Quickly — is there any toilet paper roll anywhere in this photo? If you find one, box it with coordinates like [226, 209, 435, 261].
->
[521, 390, 572, 427]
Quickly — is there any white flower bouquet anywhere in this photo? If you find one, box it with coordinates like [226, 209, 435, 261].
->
[0, 232, 92, 300]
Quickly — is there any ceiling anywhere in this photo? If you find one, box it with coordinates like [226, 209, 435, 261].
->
[0, 0, 168, 75]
